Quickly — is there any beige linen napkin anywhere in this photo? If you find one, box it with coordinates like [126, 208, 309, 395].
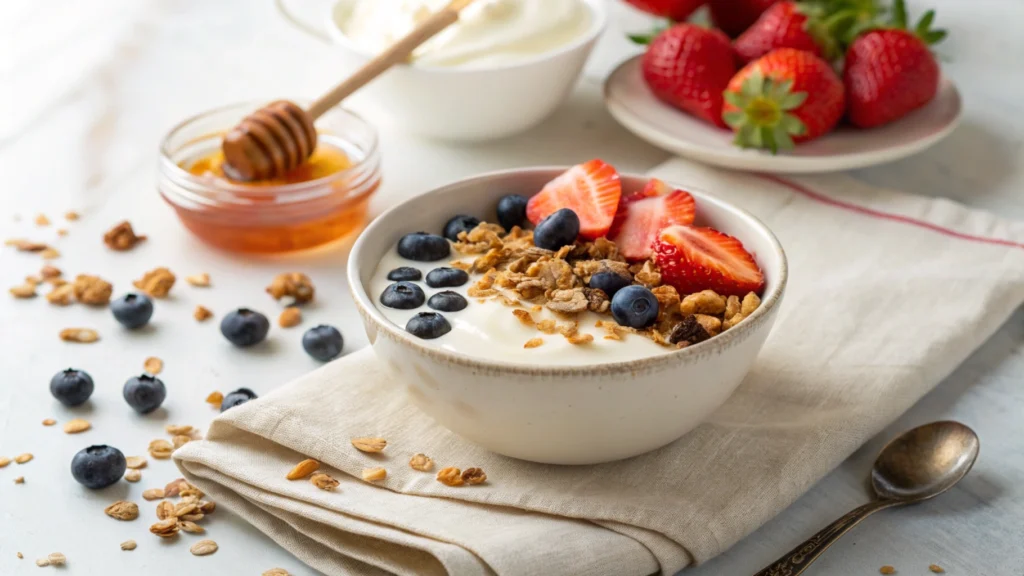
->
[175, 157, 1024, 576]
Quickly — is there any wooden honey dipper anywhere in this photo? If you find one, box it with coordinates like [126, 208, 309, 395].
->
[222, 0, 474, 182]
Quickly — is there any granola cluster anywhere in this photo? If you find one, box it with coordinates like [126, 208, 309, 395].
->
[452, 222, 761, 349]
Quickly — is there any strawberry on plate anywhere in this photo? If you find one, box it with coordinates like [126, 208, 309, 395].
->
[733, 1, 834, 63]
[609, 179, 695, 261]
[526, 160, 622, 240]
[653, 225, 764, 297]
[622, 0, 706, 21]
[637, 23, 736, 128]
[709, 0, 778, 38]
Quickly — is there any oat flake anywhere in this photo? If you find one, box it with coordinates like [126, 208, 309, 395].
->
[409, 453, 434, 472]
[120, 540, 137, 551]
[142, 488, 165, 501]
[362, 467, 387, 482]
[190, 539, 218, 556]
[124, 469, 142, 482]
[286, 459, 320, 480]
[42, 418, 56, 426]
[0, 457, 10, 467]
[63, 418, 91, 434]
[104, 500, 139, 521]
[59, 328, 99, 343]
[125, 456, 147, 469]
[14, 453, 32, 464]
[144, 357, 164, 375]
[351, 437, 387, 453]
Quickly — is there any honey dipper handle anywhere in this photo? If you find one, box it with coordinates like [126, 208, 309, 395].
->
[306, 0, 474, 120]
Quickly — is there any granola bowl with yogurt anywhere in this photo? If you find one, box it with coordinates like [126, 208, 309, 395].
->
[348, 162, 787, 464]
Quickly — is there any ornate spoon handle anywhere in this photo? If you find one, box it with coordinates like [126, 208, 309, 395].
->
[753, 499, 898, 576]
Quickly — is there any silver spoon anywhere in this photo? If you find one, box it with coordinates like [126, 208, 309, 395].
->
[753, 420, 980, 576]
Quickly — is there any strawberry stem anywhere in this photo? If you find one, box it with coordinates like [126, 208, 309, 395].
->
[722, 69, 808, 155]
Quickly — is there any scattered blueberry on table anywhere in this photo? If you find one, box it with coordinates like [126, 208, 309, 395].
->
[49, 368, 94, 407]
[123, 374, 167, 414]
[302, 325, 344, 361]
[110, 293, 154, 329]
[443, 214, 481, 242]
[427, 291, 468, 312]
[406, 312, 452, 339]
[425, 267, 470, 288]
[387, 266, 422, 282]
[220, 308, 270, 347]
[611, 285, 660, 329]
[397, 232, 450, 261]
[588, 271, 632, 298]
[532, 208, 580, 250]
[221, 387, 258, 412]
[380, 282, 426, 309]
[71, 445, 126, 489]
[496, 194, 529, 230]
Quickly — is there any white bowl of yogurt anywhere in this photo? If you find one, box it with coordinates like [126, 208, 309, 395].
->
[315, 0, 606, 140]
[348, 167, 787, 465]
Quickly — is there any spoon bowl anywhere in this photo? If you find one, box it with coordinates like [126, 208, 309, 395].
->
[872, 420, 980, 502]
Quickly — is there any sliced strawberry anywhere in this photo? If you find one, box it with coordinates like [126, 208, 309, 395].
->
[609, 179, 696, 261]
[527, 160, 622, 240]
[653, 225, 765, 297]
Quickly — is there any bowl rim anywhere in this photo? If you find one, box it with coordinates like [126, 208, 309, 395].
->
[324, 0, 608, 74]
[347, 166, 789, 377]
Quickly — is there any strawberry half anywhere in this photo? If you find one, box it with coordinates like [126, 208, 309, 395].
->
[527, 160, 622, 240]
[609, 179, 696, 261]
[653, 225, 765, 297]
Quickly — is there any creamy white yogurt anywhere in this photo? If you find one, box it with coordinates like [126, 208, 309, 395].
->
[339, 0, 593, 68]
[370, 248, 669, 366]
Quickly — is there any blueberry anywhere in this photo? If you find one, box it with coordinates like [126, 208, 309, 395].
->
[302, 325, 344, 361]
[110, 293, 153, 329]
[588, 272, 632, 298]
[123, 374, 167, 414]
[443, 215, 481, 242]
[611, 285, 660, 329]
[427, 291, 468, 312]
[220, 308, 270, 347]
[497, 194, 529, 230]
[425, 267, 469, 288]
[71, 445, 127, 489]
[49, 368, 94, 407]
[533, 208, 580, 251]
[221, 387, 258, 412]
[380, 282, 425, 309]
[387, 266, 422, 282]
[397, 232, 450, 261]
[406, 312, 451, 339]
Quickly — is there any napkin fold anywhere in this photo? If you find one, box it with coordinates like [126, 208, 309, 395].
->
[175, 157, 1024, 576]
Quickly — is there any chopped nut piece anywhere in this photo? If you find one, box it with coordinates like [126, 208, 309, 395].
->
[35, 214, 51, 226]
[205, 390, 223, 405]
[40, 265, 61, 279]
[694, 314, 722, 336]
[180, 520, 205, 534]
[172, 435, 192, 449]
[679, 290, 726, 315]
[42, 418, 56, 426]
[351, 437, 387, 453]
[124, 469, 142, 482]
[436, 467, 464, 487]
[185, 272, 211, 287]
[142, 488, 165, 501]
[144, 357, 164, 375]
[125, 456, 147, 469]
[14, 476, 25, 484]
[45, 283, 74, 306]
[17, 551, 23, 558]
[103, 221, 147, 251]
[155, 501, 176, 520]
[120, 540, 137, 551]
[9, 283, 36, 298]
[72, 274, 113, 305]
[134, 267, 175, 298]
[928, 565, 944, 574]
[512, 309, 534, 327]
[523, 338, 544, 349]
[724, 295, 741, 319]
[149, 517, 180, 538]
[63, 418, 91, 434]
[278, 306, 302, 328]
[0, 457, 10, 467]
[266, 272, 315, 304]
[409, 453, 434, 472]
[194, 305, 214, 321]
[536, 319, 557, 334]
[148, 439, 173, 459]
[310, 473, 339, 491]
[40, 247, 60, 260]
[362, 467, 387, 482]
[879, 567, 895, 575]
[461, 467, 487, 485]
[104, 500, 139, 520]
[65, 211, 80, 221]
[190, 539, 218, 556]
[165, 424, 192, 435]
[286, 459, 320, 480]
[14, 453, 33, 464]
[741, 292, 761, 316]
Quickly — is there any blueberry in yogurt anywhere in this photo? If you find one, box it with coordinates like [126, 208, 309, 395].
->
[496, 194, 529, 230]
[443, 215, 481, 242]
[533, 208, 580, 251]
[588, 271, 632, 298]
[406, 312, 451, 339]
[387, 266, 422, 282]
[425, 267, 469, 288]
[427, 291, 468, 312]
[380, 282, 426, 309]
[397, 232, 450, 261]
[611, 285, 659, 329]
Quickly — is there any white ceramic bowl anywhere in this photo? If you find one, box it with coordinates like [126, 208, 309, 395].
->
[306, 0, 607, 141]
[347, 168, 787, 464]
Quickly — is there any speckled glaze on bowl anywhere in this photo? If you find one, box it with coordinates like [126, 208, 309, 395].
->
[347, 168, 787, 464]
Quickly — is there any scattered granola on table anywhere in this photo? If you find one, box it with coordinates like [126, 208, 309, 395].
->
[103, 221, 147, 251]
[72, 274, 113, 305]
[133, 267, 175, 298]
[63, 418, 91, 434]
[194, 305, 214, 321]
[278, 306, 302, 328]
[205, 390, 224, 406]
[185, 272, 211, 287]
[40, 247, 60, 260]
[59, 327, 99, 343]
[14, 453, 33, 464]
[351, 437, 387, 453]
[286, 459, 320, 480]
[42, 418, 56, 426]
[64, 211, 80, 221]
[266, 272, 315, 304]
[120, 540, 137, 551]
[45, 283, 74, 305]
[190, 540, 218, 556]
[124, 469, 142, 482]
[8, 283, 36, 298]
[461, 467, 487, 485]
[13, 476, 24, 484]
[362, 467, 387, 482]
[409, 453, 434, 472]
[436, 467, 464, 487]
[144, 357, 164, 374]
[104, 500, 139, 520]
[310, 473, 340, 491]
[35, 214, 51, 226]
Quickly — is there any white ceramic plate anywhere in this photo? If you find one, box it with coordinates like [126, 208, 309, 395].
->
[604, 55, 963, 174]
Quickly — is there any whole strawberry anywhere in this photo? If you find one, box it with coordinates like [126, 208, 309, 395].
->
[733, 1, 836, 63]
[639, 24, 736, 128]
[844, 0, 945, 128]
[722, 48, 845, 152]
[623, 0, 706, 21]
[709, 0, 778, 38]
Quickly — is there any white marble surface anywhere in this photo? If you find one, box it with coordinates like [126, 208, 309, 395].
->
[0, 1, 1021, 574]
